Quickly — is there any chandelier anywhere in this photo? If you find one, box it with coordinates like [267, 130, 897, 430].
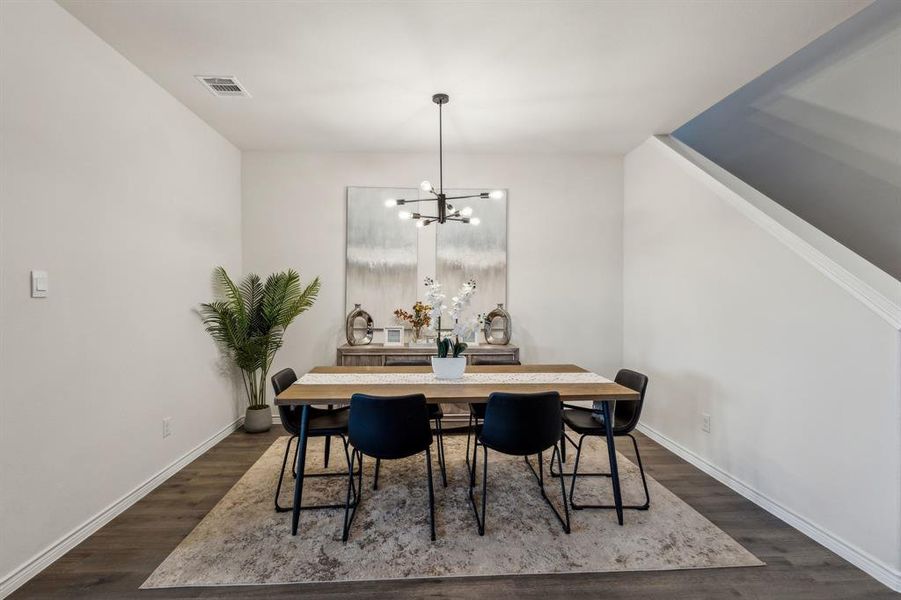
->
[385, 93, 504, 227]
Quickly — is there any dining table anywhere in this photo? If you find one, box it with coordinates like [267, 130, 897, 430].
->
[274, 363, 640, 535]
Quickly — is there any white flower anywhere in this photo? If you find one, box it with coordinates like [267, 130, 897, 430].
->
[425, 277, 476, 327]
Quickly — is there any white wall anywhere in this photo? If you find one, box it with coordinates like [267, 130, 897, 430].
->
[623, 137, 901, 587]
[0, 0, 242, 591]
[242, 152, 623, 386]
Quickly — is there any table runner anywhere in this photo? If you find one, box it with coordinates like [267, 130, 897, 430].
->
[295, 372, 613, 386]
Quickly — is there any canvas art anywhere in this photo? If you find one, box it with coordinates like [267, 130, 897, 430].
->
[345, 187, 419, 328]
[347, 186, 507, 334]
[437, 188, 507, 322]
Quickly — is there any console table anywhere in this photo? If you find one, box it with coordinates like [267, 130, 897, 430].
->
[337, 343, 519, 367]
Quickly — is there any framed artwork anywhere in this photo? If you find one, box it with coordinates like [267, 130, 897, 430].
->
[383, 326, 405, 346]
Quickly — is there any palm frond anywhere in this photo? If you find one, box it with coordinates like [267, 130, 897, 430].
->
[240, 273, 266, 334]
[285, 276, 320, 328]
[213, 266, 249, 332]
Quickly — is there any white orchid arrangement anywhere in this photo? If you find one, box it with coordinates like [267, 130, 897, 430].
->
[423, 277, 477, 358]
[423, 277, 446, 323]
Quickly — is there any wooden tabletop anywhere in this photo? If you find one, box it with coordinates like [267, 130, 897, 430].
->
[275, 364, 639, 405]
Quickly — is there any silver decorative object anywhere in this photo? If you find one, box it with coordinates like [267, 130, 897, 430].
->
[345, 304, 373, 346]
[483, 303, 511, 345]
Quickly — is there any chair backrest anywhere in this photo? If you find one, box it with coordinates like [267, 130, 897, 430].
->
[384, 357, 431, 367]
[348, 393, 432, 459]
[471, 356, 521, 366]
[613, 368, 649, 433]
[480, 391, 561, 456]
[271, 368, 299, 435]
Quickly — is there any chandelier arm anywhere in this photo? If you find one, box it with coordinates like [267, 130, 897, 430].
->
[442, 194, 486, 201]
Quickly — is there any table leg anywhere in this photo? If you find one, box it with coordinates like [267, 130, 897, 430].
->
[291, 404, 310, 535]
[602, 400, 624, 525]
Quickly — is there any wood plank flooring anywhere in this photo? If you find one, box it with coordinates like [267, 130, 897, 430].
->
[10, 428, 894, 599]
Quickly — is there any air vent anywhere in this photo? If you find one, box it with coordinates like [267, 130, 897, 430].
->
[195, 76, 251, 98]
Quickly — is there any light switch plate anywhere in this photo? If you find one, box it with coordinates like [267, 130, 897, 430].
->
[31, 270, 48, 298]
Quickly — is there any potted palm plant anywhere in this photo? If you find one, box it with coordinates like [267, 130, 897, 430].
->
[200, 266, 320, 432]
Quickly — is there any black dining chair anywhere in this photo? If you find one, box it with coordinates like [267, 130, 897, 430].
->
[469, 391, 570, 535]
[560, 369, 650, 510]
[342, 393, 437, 542]
[465, 356, 521, 473]
[378, 357, 447, 488]
[271, 368, 356, 513]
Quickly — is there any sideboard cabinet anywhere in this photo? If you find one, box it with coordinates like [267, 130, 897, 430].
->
[337, 344, 519, 367]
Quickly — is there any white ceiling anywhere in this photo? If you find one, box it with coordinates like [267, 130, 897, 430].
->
[58, 0, 869, 154]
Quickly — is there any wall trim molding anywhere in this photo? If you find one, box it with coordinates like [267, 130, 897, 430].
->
[0, 416, 244, 599]
[636, 422, 901, 593]
[650, 135, 901, 330]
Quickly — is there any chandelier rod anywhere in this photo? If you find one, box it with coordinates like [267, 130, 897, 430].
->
[438, 100, 443, 194]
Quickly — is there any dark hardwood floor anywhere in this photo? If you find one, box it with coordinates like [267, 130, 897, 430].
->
[11, 427, 893, 599]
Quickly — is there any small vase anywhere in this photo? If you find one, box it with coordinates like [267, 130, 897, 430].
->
[431, 356, 466, 380]
[345, 303, 373, 346]
[483, 303, 512, 345]
[244, 405, 272, 433]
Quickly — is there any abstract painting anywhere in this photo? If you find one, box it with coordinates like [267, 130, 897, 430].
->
[346, 187, 418, 329]
[437, 188, 507, 322]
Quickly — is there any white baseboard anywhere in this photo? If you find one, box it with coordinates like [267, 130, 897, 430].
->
[0, 416, 244, 599]
[636, 423, 901, 592]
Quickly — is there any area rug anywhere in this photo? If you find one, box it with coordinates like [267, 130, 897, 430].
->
[142, 435, 762, 588]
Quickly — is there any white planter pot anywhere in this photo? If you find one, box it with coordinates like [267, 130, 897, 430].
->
[431, 356, 466, 380]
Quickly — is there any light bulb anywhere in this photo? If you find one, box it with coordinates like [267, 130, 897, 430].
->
[488, 190, 504, 200]
[420, 180, 433, 192]
[384, 198, 398, 207]
[398, 210, 412, 220]
[460, 206, 473, 217]
[415, 220, 425, 228]
[470, 217, 481, 226]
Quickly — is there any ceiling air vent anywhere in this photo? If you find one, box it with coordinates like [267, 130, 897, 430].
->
[195, 76, 251, 98]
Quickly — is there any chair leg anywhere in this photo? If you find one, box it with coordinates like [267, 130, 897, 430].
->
[553, 443, 572, 533]
[568, 434, 587, 509]
[324, 435, 331, 468]
[469, 423, 481, 488]
[342, 449, 362, 543]
[560, 420, 567, 463]
[467, 444, 488, 536]
[629, 433, 651, 510]
[434, 418, 447, 488]
[568, 433, 650, 511]
[551, 431, 606, 478]
[425, 447, 437, 541]
[373, 458, 381, 490]
[465, 412, 474, 472]
[279, 434, 359, 513]
[524, 447, 571, 534]
[274, 435, 297, 512]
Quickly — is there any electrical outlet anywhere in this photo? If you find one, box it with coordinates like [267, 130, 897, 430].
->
[163, 417, 172, 438]
[702, 413, 711, 433]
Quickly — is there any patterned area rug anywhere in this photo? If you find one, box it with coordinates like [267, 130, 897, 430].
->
[142, 435, 762, 588]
